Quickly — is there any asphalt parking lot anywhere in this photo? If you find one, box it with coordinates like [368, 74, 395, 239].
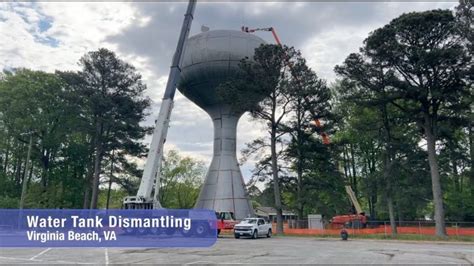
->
[0, 236, 472, 264]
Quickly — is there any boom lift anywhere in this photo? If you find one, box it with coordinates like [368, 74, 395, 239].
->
[330, 186, 368, 228]
[123, 0, 197, 210]
[345, 185, 363, 215]
[241, 26, 330, 145]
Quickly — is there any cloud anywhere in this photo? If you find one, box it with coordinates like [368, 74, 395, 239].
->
[300, 2, 457, 82]
[0, 1, 457, 184]
[0, 2, 141, 72]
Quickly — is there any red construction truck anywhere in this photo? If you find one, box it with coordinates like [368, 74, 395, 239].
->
[330, 186, 368, 229]
[216, 211, 238, 235]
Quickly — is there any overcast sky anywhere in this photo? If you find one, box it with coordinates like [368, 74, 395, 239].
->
[0, 1, 457, 182]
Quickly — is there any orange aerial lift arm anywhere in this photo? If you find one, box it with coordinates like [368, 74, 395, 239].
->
[242, 26, 330, 145]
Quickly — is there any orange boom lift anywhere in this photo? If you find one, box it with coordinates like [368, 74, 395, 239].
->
[242, 26, 369, 229]
[330, 186, 368, 228]
[241, 26, 330, 145]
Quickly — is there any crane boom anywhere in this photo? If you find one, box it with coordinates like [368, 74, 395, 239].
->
[123, 0, 197, 209]
[345, 185, 363, 214]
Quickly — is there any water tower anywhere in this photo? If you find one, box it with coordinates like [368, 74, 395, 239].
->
[178, 30, 266, 219]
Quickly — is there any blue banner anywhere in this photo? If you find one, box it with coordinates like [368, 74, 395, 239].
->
[0, 209, 217, 247]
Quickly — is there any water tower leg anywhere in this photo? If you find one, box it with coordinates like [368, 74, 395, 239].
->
[194, 106, 255, 219]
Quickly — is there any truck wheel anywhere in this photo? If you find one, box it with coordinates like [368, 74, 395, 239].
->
[252, 230, 258, 239]
[195, 223, 210, 237]
[352, 220, 362, 229]
[181, 228, 193, 237]
[234, 234, 240, 239]
[266, 229, 272, 238]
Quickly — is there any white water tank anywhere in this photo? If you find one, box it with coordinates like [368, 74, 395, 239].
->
[178, 30, 266, 219]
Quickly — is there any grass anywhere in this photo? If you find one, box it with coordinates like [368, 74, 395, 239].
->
[221, 229, 474, 242]
[273, 233, 474, 242]
[349, 233, 474, 242]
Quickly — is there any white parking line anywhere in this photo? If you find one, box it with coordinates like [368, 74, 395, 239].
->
[186, 261, 214, 264]
[29, 248, 51, 260]
[0, 256, 39, 262]
[105, 248, 109, 265]
[0, 255, 80, 264]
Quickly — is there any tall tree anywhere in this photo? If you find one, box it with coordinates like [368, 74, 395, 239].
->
[455, 0, 474, 199]
[78, 48, 150, 209]
[335, 55, 403, 235]
[0, 69, 74, 206]
[284, 132, 346, 221]
[344, 10, 472, 236]
[455, 0, 473, 47]
[283, 57, 332, 223]
[219, 44, 298, 234]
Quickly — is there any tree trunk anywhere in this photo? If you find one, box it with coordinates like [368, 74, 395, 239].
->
[83, 186, 91, 209]
[83, 135, 96, 209]
[369, 191, 377, 220]
[448, 141, 460, 192]
[469, 122, 474, 197]
[19, 135, 33, 209]
[83, 162, 94, 209]
[368, 150, 377, 220]
[296, 131, 304, 225]
[424, 118, 447, 237]
[40, 149, 50, 191]
[384, 155, 397, 236]
[349, 143, 357, 195]
[271, 126, 284, 234]
[3, 137, 10, 174]
[452, 157, 460, 192]
[90, 120, 103, 209]
[106, 150, 114, 210]
[387, 195, 397, 236]
[296, 165, 304, 228]
[295, 105, 304, 226]
[14, 156, 23, 186]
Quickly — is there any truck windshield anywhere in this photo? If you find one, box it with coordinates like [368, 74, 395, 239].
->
[242, 219, 257, 224]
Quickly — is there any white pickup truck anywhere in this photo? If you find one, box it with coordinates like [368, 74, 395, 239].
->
[233, 218, 272, 239]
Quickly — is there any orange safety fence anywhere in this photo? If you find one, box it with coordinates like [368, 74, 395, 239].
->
[271, 225, 474, 236]
[222, 221, 474, 236]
